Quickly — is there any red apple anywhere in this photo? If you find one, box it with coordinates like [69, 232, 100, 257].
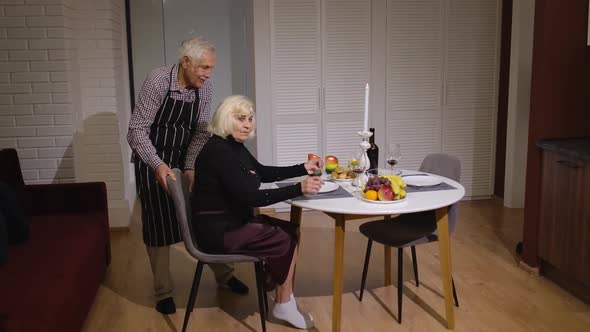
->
[377, 186, 394, 201]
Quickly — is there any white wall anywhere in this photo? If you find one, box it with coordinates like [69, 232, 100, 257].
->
[129, 0, 165, 100]
[71, 0, 133, 227]
[252, 0, 271, 164]
[503, 0, 534, 208]
[163, 0, 231, 111]
[0, 1, 76, 183]
[129, 0, 249, 110]
[0, 0, 133, 227]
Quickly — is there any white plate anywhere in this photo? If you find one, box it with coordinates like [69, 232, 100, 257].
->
[403, 175, 443, 187]
[318, 181, 339, 193]
[355, 192, 407, 204]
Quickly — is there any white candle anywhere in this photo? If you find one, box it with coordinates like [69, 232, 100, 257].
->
[363, 83, 369, 132]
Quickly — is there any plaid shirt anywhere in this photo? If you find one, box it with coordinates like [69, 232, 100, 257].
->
[127, 64, 213, 171]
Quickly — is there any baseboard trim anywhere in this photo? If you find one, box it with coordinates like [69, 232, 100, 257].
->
[540, 260, 590, 304]
[108, 204, 131, 228]
[519, 260, 540, 276]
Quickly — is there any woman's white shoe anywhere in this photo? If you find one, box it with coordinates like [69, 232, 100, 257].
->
[271, 294, 315, 329]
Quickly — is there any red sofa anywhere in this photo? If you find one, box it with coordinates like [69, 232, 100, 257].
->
[0, 149, 111, 332]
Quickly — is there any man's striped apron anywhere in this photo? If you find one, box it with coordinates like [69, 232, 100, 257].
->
[134, 68, 200, 246]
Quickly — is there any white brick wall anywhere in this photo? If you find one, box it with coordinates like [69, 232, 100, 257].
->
[0, 0, 132, 227]
[72, 0, 132, 227]
[0, 0, 72, 185]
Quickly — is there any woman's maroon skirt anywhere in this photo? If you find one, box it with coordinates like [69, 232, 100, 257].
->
[223, 214, 298, 291]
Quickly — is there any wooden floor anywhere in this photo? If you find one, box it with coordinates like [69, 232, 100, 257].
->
[82, 199, 590, 331]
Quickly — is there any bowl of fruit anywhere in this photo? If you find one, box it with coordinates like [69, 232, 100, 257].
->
[358, 169, 407, 204]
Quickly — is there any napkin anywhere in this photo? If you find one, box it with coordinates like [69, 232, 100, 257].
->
[404, 182, 457, 193]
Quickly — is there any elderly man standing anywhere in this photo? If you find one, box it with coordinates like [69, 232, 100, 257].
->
[127, 37, 247, 314]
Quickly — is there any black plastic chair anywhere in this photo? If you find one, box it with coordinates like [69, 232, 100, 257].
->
[166, 169, 268, 332]
[358, 153, 460, 323]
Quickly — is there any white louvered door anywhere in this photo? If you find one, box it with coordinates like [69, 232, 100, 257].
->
[271, 0, 371, 166]
[323, 0, 371, 159]
[386, 0, 499, 196]
[386, 0, 444, 171]
[268, 0, 500, 196]
[271, 0, 321, 166]
[443, 0, 500, 196]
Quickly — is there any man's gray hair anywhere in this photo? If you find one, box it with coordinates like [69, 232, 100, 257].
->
[178, 37, 215, 63]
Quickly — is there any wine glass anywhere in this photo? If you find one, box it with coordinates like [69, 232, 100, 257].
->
[386, 143, 402, 175]
[350, 148, 367, 189]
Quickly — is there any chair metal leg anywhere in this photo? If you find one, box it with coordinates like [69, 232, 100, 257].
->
[182, 261, 204, 332]
[264, 289, 269, 315]
[397, 248, 403, 324]
[254, 262, 267, 332]
[411, 246, 419, 287]
[452, 277, 459, 307]
[359, 239, 373, 302]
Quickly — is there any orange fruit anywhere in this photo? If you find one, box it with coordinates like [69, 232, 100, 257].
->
[365, 190, 378, 200]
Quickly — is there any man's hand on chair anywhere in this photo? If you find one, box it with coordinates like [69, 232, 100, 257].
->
[155, 163, 176, 193]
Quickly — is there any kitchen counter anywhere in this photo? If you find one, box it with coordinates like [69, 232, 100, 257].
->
[537, 137, 590, 161]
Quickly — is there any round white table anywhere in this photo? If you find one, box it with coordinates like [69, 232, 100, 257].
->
[287, 172, 465, 331]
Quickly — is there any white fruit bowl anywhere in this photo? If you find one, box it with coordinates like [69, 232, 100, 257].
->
[359, 168, 408, 203]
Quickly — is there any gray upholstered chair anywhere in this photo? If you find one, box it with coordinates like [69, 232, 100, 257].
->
[166, 168, 268, 332]
[358, 153, 461, 323]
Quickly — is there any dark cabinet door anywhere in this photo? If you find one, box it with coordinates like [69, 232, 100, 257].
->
[580, 162, 590, 286]
[538, 151, 589, 287]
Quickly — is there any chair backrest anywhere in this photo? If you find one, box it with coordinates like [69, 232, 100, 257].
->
[166, 168, 258, 264]
[166, 168, 200, 257]
[419, 153, 461, 234]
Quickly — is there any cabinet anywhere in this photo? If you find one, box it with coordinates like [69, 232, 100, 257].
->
[538, 140, 590, 302]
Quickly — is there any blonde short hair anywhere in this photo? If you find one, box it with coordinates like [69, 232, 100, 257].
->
[178, 37, 215, 63]
[208, 95, 256, 139]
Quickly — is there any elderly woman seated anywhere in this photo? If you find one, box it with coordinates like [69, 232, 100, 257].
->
[190, 95, 323, 329]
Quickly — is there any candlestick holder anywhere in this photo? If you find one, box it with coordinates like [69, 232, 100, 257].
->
[352, 130, 373, 188]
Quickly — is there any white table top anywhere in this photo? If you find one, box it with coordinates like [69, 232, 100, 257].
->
[284, 171, 465, 215]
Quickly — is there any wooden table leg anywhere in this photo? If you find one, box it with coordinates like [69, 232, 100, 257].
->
[332, 214, 346, 332]
[435, 207, 455, 329]
[384, 215, 392, 286]
[290, 206, 303, 291]
[290, 205, 302, 226]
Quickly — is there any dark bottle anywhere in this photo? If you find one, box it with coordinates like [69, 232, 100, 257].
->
[367, 128, 379, 170]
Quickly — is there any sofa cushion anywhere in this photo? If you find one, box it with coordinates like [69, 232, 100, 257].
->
[0, 214, 108, 332]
